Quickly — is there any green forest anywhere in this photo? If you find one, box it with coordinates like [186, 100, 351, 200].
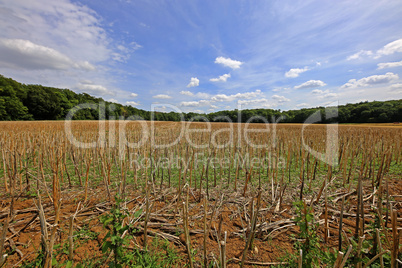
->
[0, 74, 401, 123]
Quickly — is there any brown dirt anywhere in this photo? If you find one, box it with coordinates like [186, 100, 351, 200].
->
[0, 178, 401, 267]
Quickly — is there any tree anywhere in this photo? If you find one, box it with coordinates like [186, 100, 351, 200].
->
[3, 96, 32, 120]
[25, 86, 62, 120]
[0, 97, 8, 120]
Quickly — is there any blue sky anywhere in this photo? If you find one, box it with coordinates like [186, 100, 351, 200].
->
[0, 0, 402, 113]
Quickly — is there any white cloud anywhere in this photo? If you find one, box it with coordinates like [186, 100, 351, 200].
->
[271, 95, 290, 103]
[75, 82, 114, 96]
[325, 93, 338, 98]
[390, 83, 402, 90]
[214, 56, 243, 69]
[211, 95, 232, 102]
[210, 73, 231, 82]
[321, 101, 337, 107]
[0, 0, 116, 64]
[180, 91, 210, 99]
[130, 93, 138, 98]
[179, 90, 269, 110]
[0, 38, 95, 70]
[112, 42, 142, 62]
[179, 90, 267, 110]
[347, 50, 373, 60]
[195, 92, 211, 99]
[187, 77, 199, 88]
[153, 94, 172, 99]
[390, 83, 402, 94]
[296, 103, 310, 108]
[272, 87, 291, 92]
[180, 90, 194, 96]
[294, 80, 326, 89]
[126, 101, 140, 106]
[347, 39, 402, 60]
[311, 89, 324, 94]
[377, 60, 402, 69]
[0, 0, 140, 96]
[210, 89, 263, 102]
[238, 98, 271, 108]
[180, 100, 210, 107]
[108, 98, 119, 103]
[285, 67, 309, 78]
[311, 89, 338, 99]
[341, 72, 399, 89]
[376, 38, 402, 57]
[131, 42, 142, 50]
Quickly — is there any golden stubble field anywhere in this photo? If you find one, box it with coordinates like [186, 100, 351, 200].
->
[0, 121, 401, 267]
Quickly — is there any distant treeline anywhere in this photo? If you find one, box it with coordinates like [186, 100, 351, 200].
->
[1, 74, 401, 123]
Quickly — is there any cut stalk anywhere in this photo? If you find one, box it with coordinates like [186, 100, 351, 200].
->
[0, 216, 9, 267]
[220, 231, 227, 268]
[182, 202, 194, 268]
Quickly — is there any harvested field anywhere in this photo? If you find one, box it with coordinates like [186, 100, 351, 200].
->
[0, 121, 401, 267]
